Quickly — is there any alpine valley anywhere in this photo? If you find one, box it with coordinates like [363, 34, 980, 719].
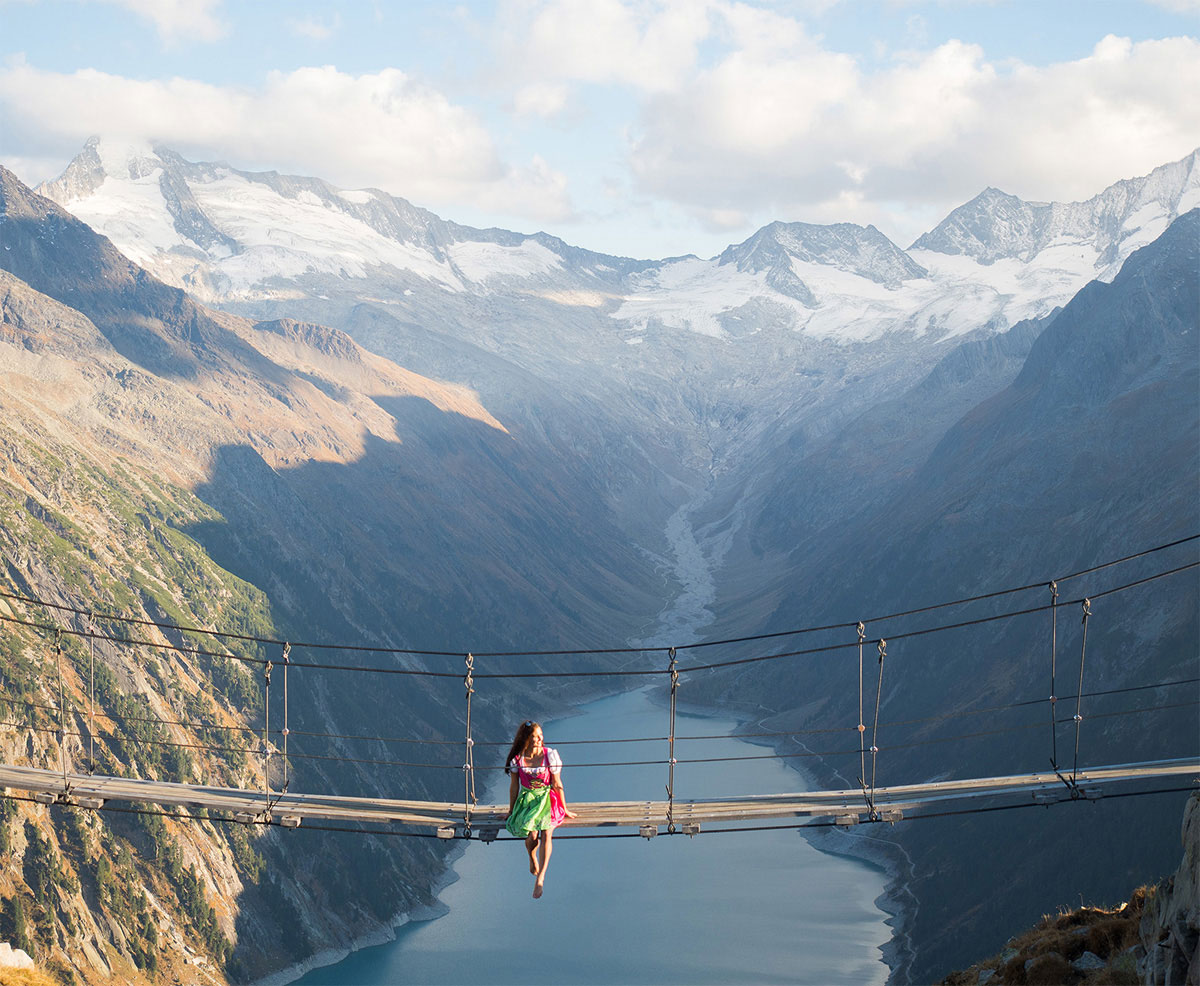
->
[0, 137, 1195, 983]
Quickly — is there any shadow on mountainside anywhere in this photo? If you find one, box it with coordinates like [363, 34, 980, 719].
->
[178, 395, 671, 980]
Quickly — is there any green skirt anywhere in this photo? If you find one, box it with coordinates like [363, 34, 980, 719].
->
[506, 784, 552, 837]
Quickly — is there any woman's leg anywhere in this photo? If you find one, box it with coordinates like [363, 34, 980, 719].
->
[525, 833, 539, 874]
[533, 827, 552, 898]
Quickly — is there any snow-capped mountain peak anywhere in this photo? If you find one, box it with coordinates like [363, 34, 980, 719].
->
[36, 138, 654, 304]
[720, 220, 927, 292]
[911, 148, 1200, 270]
[35, 139, 1200, 350]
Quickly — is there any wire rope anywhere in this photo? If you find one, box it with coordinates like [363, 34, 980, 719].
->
[0, 559, 1192, 681]
[12, 694, 1189, 776]
[0, 535, 1193, 662]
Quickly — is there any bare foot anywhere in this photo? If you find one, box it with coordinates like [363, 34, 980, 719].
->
[533, 879, 544, 899]
[528, 852, 538, 875]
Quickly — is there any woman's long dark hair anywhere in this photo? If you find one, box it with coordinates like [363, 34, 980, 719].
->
[504, 720, 541, 775]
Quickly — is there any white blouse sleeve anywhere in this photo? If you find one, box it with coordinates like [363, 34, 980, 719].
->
[546, 747, 563, 775]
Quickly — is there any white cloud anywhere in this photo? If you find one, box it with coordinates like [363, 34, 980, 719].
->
[0, 61, 572, 221]
[99, 0, 227, 43]
[0, 152, 68, 189]
[627, 24, 1200, 241]
[495, 0, 713, 107]
[287, 13, 341, 41]
[484, 1, 1198, 244]
[698, 206, 749, 230]
[513, 81, 570, 118]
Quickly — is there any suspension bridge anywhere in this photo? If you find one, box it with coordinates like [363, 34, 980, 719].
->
[0, 537, 1196, 842]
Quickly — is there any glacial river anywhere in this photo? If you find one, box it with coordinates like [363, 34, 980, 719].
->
[295, 498, 894, 984]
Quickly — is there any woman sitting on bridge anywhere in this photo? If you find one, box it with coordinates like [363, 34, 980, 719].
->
[504, 720, 577, 898]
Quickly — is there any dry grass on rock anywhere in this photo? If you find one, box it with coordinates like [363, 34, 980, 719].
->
[0, 969, 62, 986]
[942, 886, 1148, 986]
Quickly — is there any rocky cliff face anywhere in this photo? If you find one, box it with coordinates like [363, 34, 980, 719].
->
[0, 270, 454, 983]
[940, 793, 1199, 986]
[1139, 794, 1200, 984]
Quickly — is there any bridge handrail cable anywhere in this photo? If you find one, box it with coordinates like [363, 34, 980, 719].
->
[0, 535, 1194, 664]
[0, 558, 1195, 682]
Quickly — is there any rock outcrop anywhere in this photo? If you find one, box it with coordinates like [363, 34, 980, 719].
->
[0, 942, 34, 969]
[1139, 793, 1200, 984]
[941, 793, 1200, 986]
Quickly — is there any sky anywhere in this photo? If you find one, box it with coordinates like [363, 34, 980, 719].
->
[1, 0, 1198, 260]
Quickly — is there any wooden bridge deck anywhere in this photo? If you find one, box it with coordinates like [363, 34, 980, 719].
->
[1, 758, 1194, 837]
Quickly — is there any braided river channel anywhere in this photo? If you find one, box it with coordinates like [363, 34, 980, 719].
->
[293, 500, 895, 984]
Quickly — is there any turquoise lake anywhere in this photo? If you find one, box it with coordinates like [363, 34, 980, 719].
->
[294, 685, 893, 985]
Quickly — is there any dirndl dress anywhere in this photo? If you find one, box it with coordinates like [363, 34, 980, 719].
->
[505, 747, 566, 837]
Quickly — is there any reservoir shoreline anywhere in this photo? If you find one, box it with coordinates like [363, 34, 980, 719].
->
[278, 491, 911, 985]
[669, 686, 918, 985]
[288, 687, 898, 986]
[255, 858, 460, 986]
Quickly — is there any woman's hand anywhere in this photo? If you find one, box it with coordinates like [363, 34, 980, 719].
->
[563, 808, 578, 819]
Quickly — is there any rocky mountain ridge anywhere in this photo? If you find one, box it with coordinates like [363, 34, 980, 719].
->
[35, 140, 1199, 523]
[716, 220, 929, 295]
[38, 141, 1199, 349]
[912, 149, 1200, 270]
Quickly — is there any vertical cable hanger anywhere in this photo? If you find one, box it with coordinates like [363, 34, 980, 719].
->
[866, 638, 887, 821]
[54, 627, 69, 795]
[1047, 581, 1059, 771]
[856, 622, 867, 797]
[262, 654, 273, 819]
[87, 613, 96, 775]
[463, 652, 476, 838]
[666, 646, 678, 835]
[281, 642, 290, 795]
[1070, 599, 1092, 789]
[267, 642, 291, 817]
[1052, 597, 1092, 797]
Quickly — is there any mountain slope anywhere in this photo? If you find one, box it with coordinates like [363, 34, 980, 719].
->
[0, 167, 669, 983]
[35, 143, 1199, 558]
[702, 209, 1200, 983]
